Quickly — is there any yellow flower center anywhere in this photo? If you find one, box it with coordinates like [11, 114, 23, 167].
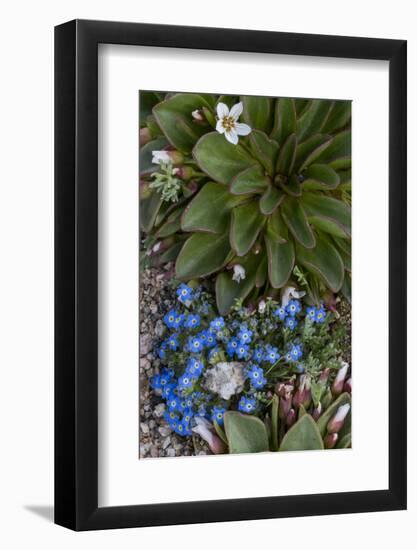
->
[222, 116, 236, 132]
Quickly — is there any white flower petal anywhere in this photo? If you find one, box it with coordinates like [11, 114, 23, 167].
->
[235, 122, 252, 136]
[216, 120, 226, 134]
[216, 102, 229, 119]
[229, 101, 243, 120]
[151, 150, 170, 165]
[225, 128, 239, 145]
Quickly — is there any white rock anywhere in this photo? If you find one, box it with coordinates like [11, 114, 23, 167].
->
[140, 422, 149, 435]
[140, 334, 152, 356]
[203, 362, 246, 400]
[153, 403, 166, 418]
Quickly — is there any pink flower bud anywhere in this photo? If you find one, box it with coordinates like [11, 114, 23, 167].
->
[332, 362, 349, 396]
[276, 383, 294, 419]
[191, 109, 205, 121]
[312, 402, 322, 421]
[286, 408, 296, 427]
[139, 127, 151, 146]
[293, 375, 311, 409]
[172, 166, 194, 180]
[327, 403, 350, 434]
[319, 368, 330, 384]
[192, 417, 226, 455]
[344, 377, 352, 394]
[324, 433, 338, 449]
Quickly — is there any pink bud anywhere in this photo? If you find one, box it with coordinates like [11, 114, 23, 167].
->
[172, 166, 194, 180]
[312, 402, 322, 421]
[276, 384, 294, 419]
[139, 127, 151, 146]
[293, 375, 311, 409]
[324, 433, 338, 449]
[319, 368, 330, 384]
[192, 417, 226, 455]
[332, 362, 349, 396]
[286, 408, 296, 427]
[344, 377, 352, 394]
[327, 403, 350, 434]
[191, 109, 205, 121]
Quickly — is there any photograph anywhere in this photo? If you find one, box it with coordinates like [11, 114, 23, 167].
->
[139, 91, 352, 458]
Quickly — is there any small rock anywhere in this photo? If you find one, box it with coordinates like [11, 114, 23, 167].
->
[153, 403, 166, 418]
[140, 422, 149, 435]
[162, 438, 171, 449]
[150, 445, 159, 458]
[140, 334, 152, 356]
[166, 448, 176, 457]
[158, 426, 172, 437]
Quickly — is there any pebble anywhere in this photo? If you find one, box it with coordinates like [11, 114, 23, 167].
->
[158, 426, 172, 437]
[166, 448, 176, 457]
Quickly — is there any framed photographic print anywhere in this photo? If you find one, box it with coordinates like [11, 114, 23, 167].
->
[55, 20, 407, 530]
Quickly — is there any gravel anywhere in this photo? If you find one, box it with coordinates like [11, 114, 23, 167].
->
[139, 263, 209, 459]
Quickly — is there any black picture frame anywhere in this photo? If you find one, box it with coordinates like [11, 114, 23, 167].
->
[55, 19, 407, 531]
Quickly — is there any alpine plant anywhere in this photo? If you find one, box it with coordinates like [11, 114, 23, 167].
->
[139, 92, 351, 314]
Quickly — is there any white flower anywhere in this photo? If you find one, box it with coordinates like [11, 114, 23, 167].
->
[232, 264, 246, 283]
[215, 102, 252, 145]
[192, 417, 225, 454]
[281, 286, 306, 307]
[258, 300, 266, 314]
[151, 150, 171, 165]
[191, 109, 204, 121]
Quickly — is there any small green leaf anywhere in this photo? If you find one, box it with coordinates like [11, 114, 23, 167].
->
[176, 232, 231, 279]
[281, 196, 316, 248]
[294, 99, 311, 117]
[215, 253, 258, 315]
[213, 420, 228, 445]
[295, 134, 333, 172]
[139, 137, 169, 175]
[155, 209, 182, 238]
[301, 193, 351, 238]
[321, 101, 351, 134]
[317, 392, 351, 437]
[302, 164, 340, 190]
[270, 98, 297, 144]
[249, 130, 279, 176]
[153, 93, 213, 152]
[181, 182, 242, 234]
[241, 95, 273, 133]
[265, 234, 294, 288]
[297, 99, 333, 141]
[140, 92, 161, 123]
[296, 234, 345, 292]
[276, 133, 297, 176]
[279, 414, 324, 451]
[193, 132, 259, 184]
[259, 186, 284, 215]
[230, 201, 265, 256]
[230, 165, 270, 195]
[224, 411, 270, 454]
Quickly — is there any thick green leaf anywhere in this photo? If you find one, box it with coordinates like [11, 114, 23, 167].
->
[281, 196, 316, 248]
[230, 201, 265, 256]
[270, 98, 297, 144]
[294, 99, 311, 116]
[139, 137, 169, 175]
[296, 234, 345, 292]
[334, 237, 351, 271]
[301, 193, 351, 238]
[155, 209, 182, 238]
[321, 101, 351, 134]
[314, 130, 351, 169]
[249, 130, 279, 176]
[157, 240, 184, 265]
[279, 414, 324, 451]
[259, 185, 284, 215]
[215, 253, 258, 315]
[341, 271, 351, 303]
[193, 132, 259, 184]
[140, 190, 163, 233]
[278, 174, 302, 197]
[295, 134, 333, 172]
[230, 165, 270, 195]
[297, 99, 333, 141]
[317, 392, 351, 437]
[224, 411, 269, 454]
[153, 93, 213, 152]
[255, 255, 268, 287]
[181, 182, 242, 234]
[241, 95, 273, 133]
[265, 234, 294, 288]
[176, 232, 231, 279]
[216, 258, 259, 313]
[276, 133, 297, 176]
[302, 164, 340, 190]
[140, 92, 160, 124]
[266, 209, 288, 243]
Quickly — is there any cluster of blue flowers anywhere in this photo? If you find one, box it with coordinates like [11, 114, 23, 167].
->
[150, 285, 328, 436]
